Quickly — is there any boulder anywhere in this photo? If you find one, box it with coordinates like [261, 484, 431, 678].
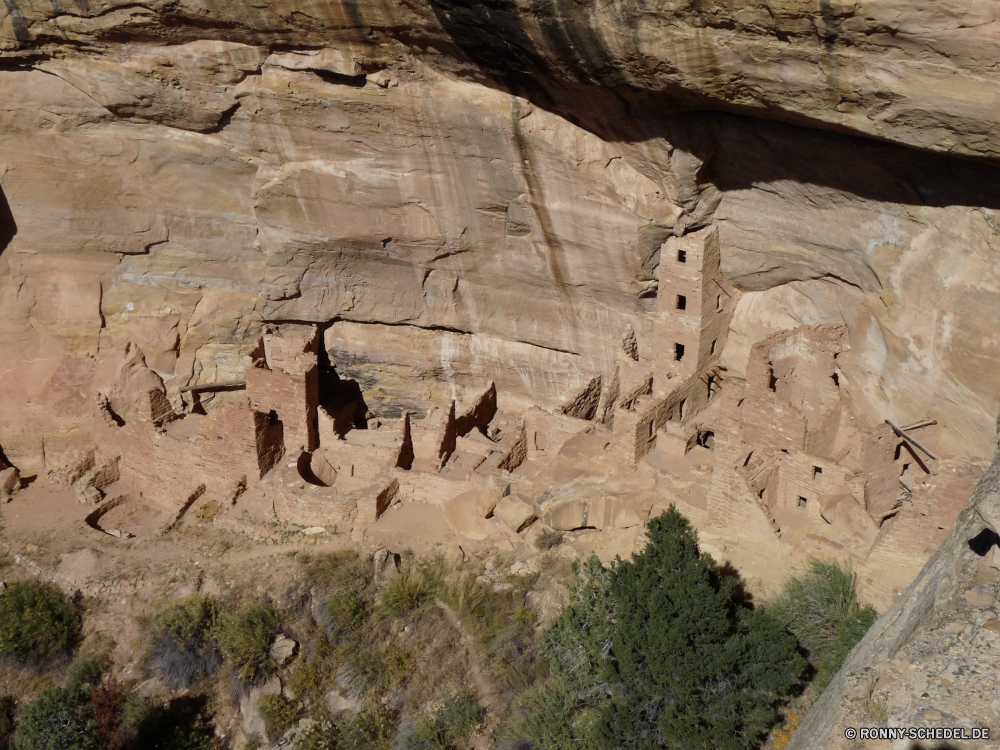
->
[444, 543, 467, 568]
[477, 475, 510, 517]
[495, 495, 537, 533]
[270, 634, 298, 666]
[57, 548, 109, 585]
[372, 548, 400, 586]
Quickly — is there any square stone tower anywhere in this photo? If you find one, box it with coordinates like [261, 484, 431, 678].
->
[653, 226, 732, 383]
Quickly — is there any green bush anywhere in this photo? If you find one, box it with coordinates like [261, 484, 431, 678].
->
[772, 559, 878, 692]
[215, 602, 280, 686]
[534, 530, 564, 552]
[149, 597, 221, 689]
[510, 507, 805, 750]
[404, 693, 484, 750]
[258, 695, 300, 741]
[322, 593, 367, 633]
[14, 676, 133, 750]
[377, 570, 431, 621]
[0, 581, 81, 662]
[337, 645, 412, 698]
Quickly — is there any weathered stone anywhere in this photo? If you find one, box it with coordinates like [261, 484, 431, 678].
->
[495, 496, 537, 533]
[372, 548, 400, 586]
[444, 543, 467, 568]
[269, 634, 298, 666]
[478, 475, 510, 518]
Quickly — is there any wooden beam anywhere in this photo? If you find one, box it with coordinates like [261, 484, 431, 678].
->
[177, 380, 247, 393]
[885, 420, 939, 461]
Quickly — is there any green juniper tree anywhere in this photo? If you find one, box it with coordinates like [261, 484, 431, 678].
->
[514, 506, 804, 750]
[607, 508, 804, 750]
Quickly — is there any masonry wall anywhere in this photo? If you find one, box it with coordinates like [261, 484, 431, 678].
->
[95, 393, 261, 510]
[861, 424, 903, 521]
[247, 359, 318, 453]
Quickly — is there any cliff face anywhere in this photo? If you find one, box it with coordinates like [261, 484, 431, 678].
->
[2, 1, 1000, 735]
[1, 0, 999, 573]
[3, 0, 999, 160]
[3, 21, 999, 472]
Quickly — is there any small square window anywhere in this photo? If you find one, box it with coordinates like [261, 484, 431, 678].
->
[798, 496, 808, 508]
[677, 249, 687, 263]
[676, 294, 687, 310]
[812, 466, 822, 480]
[675, 343, 685, 361]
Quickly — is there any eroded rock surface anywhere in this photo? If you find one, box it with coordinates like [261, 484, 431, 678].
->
[0, 0, 999, 697]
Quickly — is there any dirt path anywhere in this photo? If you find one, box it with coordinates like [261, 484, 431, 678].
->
[435, 599, 498, 747]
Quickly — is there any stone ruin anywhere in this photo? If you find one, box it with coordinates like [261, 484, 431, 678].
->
[30, 224, 977, 606]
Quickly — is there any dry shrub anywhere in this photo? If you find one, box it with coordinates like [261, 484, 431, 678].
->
[771, 712, 799, 750]
[147, 597, 221, 689]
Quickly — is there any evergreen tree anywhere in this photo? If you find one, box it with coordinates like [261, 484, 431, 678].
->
[606, 508, 804, 750]
[512, 507, 804, 750]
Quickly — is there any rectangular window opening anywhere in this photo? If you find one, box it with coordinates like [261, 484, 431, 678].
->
[676, 294, 687, 311]
[716, 295, 723, 311]
[798, 496, 808, 508]
[710, 339, 717, 355]
[674, 343, 685, 362]
[677, 249, 687, 263]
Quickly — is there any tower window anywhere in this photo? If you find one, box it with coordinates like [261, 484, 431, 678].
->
[675, 343, 685, 361]
[677, 249, 687, 263]
[706, 375, 716, 399]
[716, 295, 723, 311]
[710, 339, 717, 355]
[798, 496, 808, 508]
[649, 421, 655, 439]
[812, 466, 822, 481]
[676, 294, 687, 310]
[768, 368, 778, 392]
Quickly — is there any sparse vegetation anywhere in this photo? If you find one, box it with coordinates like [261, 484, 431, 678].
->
[337, 706, 397, 750]
[376, 567, 432, 621]
[771, 559, 878, 693]
[403, 693, 485, 750]
[534, 529, 563, 551]
[860, 678, 889, 724]
[294, 721, 340, 750]
[257, 694, 301, 741]
[148, 597, 221, 689]
[215, 601, 280, 686]
[0, 581, 81, 664]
